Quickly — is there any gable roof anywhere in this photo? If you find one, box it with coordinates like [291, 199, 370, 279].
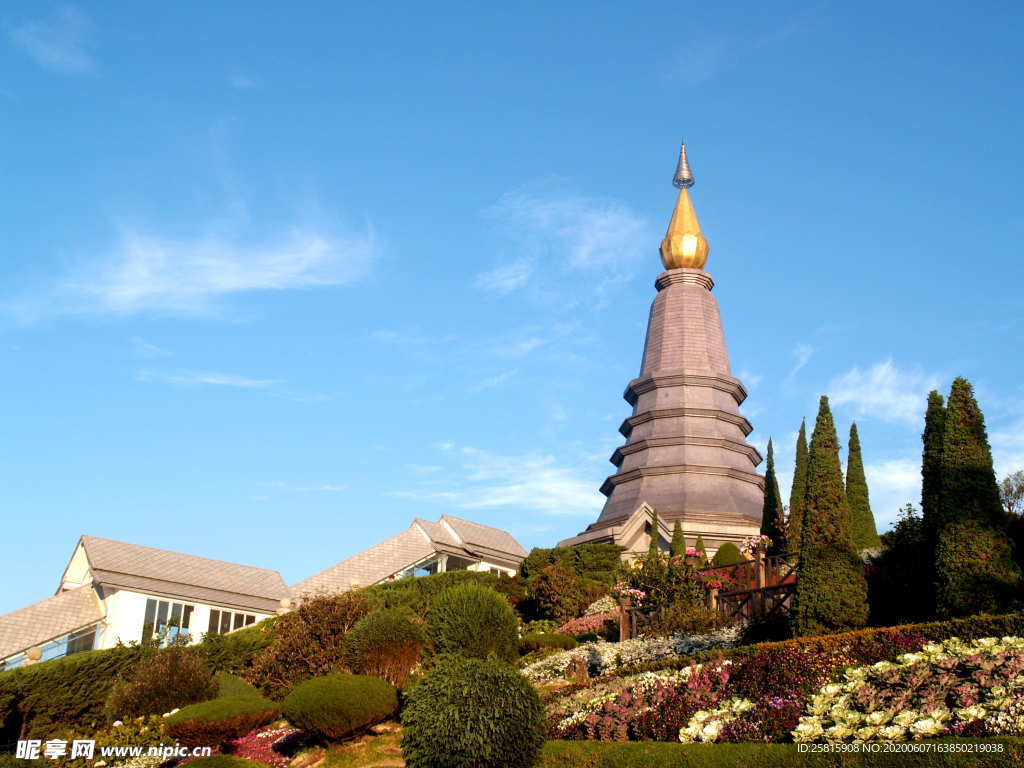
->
[75, 536, 290, 613]
[291, 515, 528, 598]
[0, 585, 103, 661]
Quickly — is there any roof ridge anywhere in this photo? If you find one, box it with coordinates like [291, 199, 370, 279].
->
[81, 535, 285, 577]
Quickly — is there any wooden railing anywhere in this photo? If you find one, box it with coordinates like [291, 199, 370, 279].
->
[700, 553, 798, 622]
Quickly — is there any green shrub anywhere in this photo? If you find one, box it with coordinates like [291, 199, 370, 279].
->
[180, 757, 267, 768]
[199, 623, 274, 674]
[164, 695, 279, 747]
[426, 584, 519, 663]
[710, 542, 744, 566]
[282, 674, 397, 740]
[216, 671, 259, 698]
[247, 591, 374, 698]
[518, 633, 577, 654]
[791, 546, 870, 636]
[362, 571, 502, 620]
[0, 645, 148, 742]
[936, 519, 1021, 617]
[402, 656, 545, 768]
[104, 646, 217, 719]
[538, 739, 1024, 767]
[518, 544, 623, 584]
[342, 609, 424, 687]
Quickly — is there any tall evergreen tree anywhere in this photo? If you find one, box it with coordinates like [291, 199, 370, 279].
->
[760, 439, 786, 555]
[921, 390, 947, 547]
[788, 420, 809, 556]
[846, 423, 881, 552]
[648, 508, 661, 558]
[792, 396, 869, 636]
[694, 535, 708, 564]
[670, 520, 686, 557]
[934, 378, 1021, 616]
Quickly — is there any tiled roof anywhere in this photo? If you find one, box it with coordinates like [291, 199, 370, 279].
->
[0, 585, 103, 660]
[291, 516, 528, 597]
[79, 536, 289, 612]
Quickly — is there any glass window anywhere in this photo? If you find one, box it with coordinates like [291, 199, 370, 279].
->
[67, 627, 95, 656]
[244, 614, 255, 626]
[232, 613, 245, 630]
[155, 601, 170, 637]
[208, 610, 221, 635]
[182, 605, 194, 630]
[219, 611, 231, 634]
[141, 599, 157, 643]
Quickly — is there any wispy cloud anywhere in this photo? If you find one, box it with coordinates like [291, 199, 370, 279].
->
[391, 444, 603, 517]
[476, 190, 653, 294]
[786, 343, 814, 380]
[136, 369, 279, 388]
[130, 336, 172, 359]
[473, 370, 517, 392]
[7, 6, 94, 74]
[992, 418, 1024, 478]
[494, 335, 547, 358]
[7, 224, 376, 320]
[829, 359, 941, 425]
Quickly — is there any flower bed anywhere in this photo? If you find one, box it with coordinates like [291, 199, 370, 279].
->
[522, 626, 742, 682]
[556, 612, 619, 637]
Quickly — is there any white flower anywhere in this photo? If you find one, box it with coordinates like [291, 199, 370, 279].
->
[866, 709, 893, 726]
[909, 717, 943, 737]
[879, 724, 906, 740]
[792, 717, 824, 742]
[112, 721, 123, 727]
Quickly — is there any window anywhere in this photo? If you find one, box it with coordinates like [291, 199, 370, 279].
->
[141, 599, 194, 645]
[207, 609, 256, 636]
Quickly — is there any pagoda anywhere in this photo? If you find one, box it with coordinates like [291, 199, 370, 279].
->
[561, 141, 763, 557]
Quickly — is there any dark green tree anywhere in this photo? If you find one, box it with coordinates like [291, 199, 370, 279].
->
[846, 423, 881, 552]
[921, 390, 947, 548]
[648, 508, 661, 557]
[934, 378, 1021, 616]
[670, 520, 686, 557]
[792, 396, 869, 636]
[760, 439, 786, 555]
[788, 420, 809, 556]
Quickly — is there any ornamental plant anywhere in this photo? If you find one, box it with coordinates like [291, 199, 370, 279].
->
[165, 695, 280, 748]
[104, 646, 217, 719]
[342, 608, 424, 687]
[427, 583, 519, 663]
[282, 674, 397, 741]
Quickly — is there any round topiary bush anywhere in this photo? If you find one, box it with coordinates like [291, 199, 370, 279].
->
[342, 608, 425, 687]
[426, 584, 518, 662]
[710, 542, 745, 566]
[518, 633, 578, 654]
[282, 674, 397, 740]
[401, 656, 545, 768]
[165, 696, 280, 747]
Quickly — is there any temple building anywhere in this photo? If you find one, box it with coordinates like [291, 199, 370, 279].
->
[561, 141, 764, 558]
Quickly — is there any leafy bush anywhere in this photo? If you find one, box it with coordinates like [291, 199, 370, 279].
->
[935, 519, 1021, 617]
[519, 633, 578, 654]
[0, 644, 148, 741]
[282, 674, 397, 740]
[216, 671, 259, 698]
[104, 646, 217, 719]
[426, 584, 518, 663]
[182, 757, 267, 768]
[519, 544, 623, 585]
[342, 609, 424, 687]
[527, 565, 606, 622]
[402, 656, 545, 768]
[165, 695, 280, 747]
[791, 547, 870, 636]
[710, 543, 744, 566]
[199, 624, 274, 674]
[247, 591, 373, 698]
[362, 571, 502, 619]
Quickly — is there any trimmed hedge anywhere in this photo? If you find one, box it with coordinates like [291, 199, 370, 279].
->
[0, 644, 148, 742]
[427, 584, 519, 663]
[519, 634, 578, 654]
[216, 671, 259, 698]
[711, 543, 744, 567]
[362, 571, 503, 619]
[539, 739, 1024, 767]
[165, 695, 279, 747]
[199, 624, 274, 675]
[615, 611, 1024, 677]
[402, 656, 546, 768]
[282, 674, 397, 741]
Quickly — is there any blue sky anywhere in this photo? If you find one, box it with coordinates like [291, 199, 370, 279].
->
[2, 1, 1022, 615]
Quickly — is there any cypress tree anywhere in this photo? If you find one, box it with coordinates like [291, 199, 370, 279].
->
[934, 378, 1021, 616]
[648, 508, 661, 557]
[760, 439, 786, 555]
[695, 535, 708, 565]
[792, 396, 869, 636]
[670, 520, 686, 557]
[846, 423, 881, 552]
[921, 390, 947, 548]
[788, 420, 809, 556]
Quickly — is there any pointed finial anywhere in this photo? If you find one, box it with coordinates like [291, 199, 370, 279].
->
[660, 140, 709, 270]
[672, 139, 695, 189]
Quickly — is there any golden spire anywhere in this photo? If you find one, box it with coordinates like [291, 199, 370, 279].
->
[660, 140, 710, 270]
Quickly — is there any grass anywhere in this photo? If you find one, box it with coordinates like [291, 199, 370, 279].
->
[321, 731, 405, 768]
